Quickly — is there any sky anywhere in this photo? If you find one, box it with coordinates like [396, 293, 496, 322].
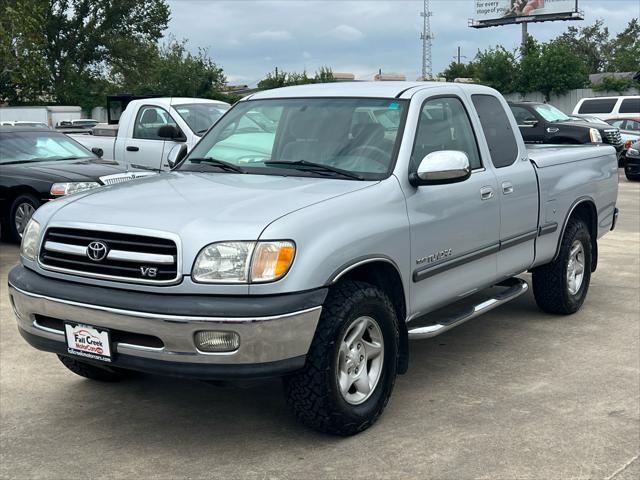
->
[166, 0, 640, 86]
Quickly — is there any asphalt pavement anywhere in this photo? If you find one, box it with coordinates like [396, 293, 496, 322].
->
[1, 173, 638, 480]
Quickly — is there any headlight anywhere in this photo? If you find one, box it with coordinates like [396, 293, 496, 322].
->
[20, 219, 41, 261]
[192, 240, 295, 283]
[628, 148, 640, 157]
[50, 182, 100, 196]
[589, 128, 603, 143]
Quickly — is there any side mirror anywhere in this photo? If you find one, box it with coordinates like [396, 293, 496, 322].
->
[158, 125, 186, 142]
[91, 147, 104, 157]
[167, 143, 188, 169]
[522, 119, 539, 127]
[410, 150, 471, 187]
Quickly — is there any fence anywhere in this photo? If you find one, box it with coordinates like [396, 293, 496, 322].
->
[503, 88, 640, 114]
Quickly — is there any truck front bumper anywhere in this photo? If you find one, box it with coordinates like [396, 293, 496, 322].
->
[8, 265, 326, 380]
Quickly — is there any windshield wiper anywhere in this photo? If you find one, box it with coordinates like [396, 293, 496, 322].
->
[264, 160, 364, 180]
[129, 163, 160, 172]
[186, 157, 246, 173]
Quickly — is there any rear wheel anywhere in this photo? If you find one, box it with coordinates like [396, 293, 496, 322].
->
[58, 355, 132, 382]
[8, 194, 40, 243]
[625, 169, 640, 181]
[283, 280, 399, 436]
[532, 218, 592, 314]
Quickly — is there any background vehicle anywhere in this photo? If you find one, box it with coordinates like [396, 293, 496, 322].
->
[572, 96, 640, 121]
[9, 82, 618, 436]
[0, 106, 83, 128]
[0, 121, 50, 129]
[623, 140, 640, 181]
[70, 98, 230, 171]
[509, 101, 624, 157]
[605, 117, 640, 132]
[0, 126, 154, 242]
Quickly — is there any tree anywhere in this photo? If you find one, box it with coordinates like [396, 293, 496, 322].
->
[532, 40, 589, 100]
[257, 67, 336, 90]
[439, 61, 475, 82]
[472, 46, 518, 93]
[517, 35, 543, 95]
[555, 20, 610, 74]
[607, 19, 640, 72]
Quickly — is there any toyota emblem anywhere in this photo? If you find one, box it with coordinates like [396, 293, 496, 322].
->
[87, 241, 109, 262]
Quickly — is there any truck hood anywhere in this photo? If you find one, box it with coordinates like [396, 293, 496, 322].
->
[47, 172, 375, 241]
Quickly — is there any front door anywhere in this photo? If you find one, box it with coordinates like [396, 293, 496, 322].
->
[404, 94, 501, 317]
[124, 105, 176, 171]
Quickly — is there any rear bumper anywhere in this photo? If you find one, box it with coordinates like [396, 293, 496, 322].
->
[8, 266, 326, 379]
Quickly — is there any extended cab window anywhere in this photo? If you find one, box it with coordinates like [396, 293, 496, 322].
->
[472, 94, 519, 169]
[410, 97, 481, 171]
[578, 99, 617, 114]
[133, 106, 178, 140]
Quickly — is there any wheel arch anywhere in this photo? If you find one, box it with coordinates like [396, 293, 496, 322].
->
[554, 198, 598, 272]
[328, 257, 409, 375]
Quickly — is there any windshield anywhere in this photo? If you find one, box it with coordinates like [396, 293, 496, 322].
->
[179, 98, 408, 180]
[174, 103, 230, 135]
[0, 131, 94, 164]
[534, 104, 571, 122]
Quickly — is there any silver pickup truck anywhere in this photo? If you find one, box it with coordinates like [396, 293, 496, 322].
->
[8, 82, 619, 436]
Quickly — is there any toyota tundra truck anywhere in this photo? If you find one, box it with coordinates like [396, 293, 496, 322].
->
[8, 82, 619, 436]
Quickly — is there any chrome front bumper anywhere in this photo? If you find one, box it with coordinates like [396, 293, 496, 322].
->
[9, 283, 322, 371]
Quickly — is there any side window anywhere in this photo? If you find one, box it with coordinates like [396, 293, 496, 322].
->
[472, 94, 519, 169]
[133, 106, 177, 140]
[578, 99, 617, 114]
[619, 98, 640, 114]
[510, 106, 536, 125]
[609, 119, 624, 128]
[410, 97, 482, 171]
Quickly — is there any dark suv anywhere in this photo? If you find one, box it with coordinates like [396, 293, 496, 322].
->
[509, 102, 624, 159]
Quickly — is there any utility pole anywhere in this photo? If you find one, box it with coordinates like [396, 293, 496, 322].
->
[453, 46, 467, 64]
[420, 0, 434, 80]
[521, 22, 528, 49]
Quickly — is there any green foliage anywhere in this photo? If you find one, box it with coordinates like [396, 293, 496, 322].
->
[555, 20, 610, 74]
[258, 66, 336, 90]
[592, 76, 640, 94]
[472, 46, 519, 94]
[607, 19, 640, 72]
[439, 62, 476, 82]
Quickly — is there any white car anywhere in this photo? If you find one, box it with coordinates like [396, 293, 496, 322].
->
[573, 96, 640, 121]
[70, 98, 230, 171]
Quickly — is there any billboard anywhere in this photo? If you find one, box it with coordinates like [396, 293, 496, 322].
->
[471, 0, 582, 28]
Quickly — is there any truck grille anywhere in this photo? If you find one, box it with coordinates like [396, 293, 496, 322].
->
[603, 129, 622, 146]
[39, 227, 179, 284]
[99, 172, 155, 186]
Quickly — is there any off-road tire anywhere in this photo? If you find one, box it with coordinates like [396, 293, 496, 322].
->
[283, 280, 399, 436]
[532, 218, 592, 315]
[58, 355, 132, 382]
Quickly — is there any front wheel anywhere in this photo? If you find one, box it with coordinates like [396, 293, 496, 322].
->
[284, 280, 399, 436]
[625, 169, 640, 181]
[532, 218, 592, 314]
[8, 194, 40, 243]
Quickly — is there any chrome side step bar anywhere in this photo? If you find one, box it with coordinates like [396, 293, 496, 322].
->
[407, 278, 529, 340]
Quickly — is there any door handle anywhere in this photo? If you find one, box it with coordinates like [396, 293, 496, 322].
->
[480, 186, 494, 201]
[126, 146, 139, 152]
[502, 182, 514, 195]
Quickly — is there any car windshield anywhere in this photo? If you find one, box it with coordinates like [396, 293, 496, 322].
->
[179, 98, 408, 180]
[534, 104, 571, 122]
[174, 103, 230, 135]
[0, 131, 94, 164]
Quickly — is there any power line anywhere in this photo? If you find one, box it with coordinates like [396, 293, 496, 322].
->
[420, 0, 434, 79]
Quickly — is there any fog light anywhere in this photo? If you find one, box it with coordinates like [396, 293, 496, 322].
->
[195, 331, 240, 352]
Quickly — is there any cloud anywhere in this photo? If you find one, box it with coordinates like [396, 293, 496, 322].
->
[250, 30, 293, 41]
[302, 51, 312, 60]
[325, 24, 365, 41]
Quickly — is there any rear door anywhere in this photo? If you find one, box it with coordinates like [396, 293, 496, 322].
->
[470, 94, 539, 278]
[404, 90, 501, 315]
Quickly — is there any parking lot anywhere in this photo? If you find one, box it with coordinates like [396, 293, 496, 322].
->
[0, 173, 637, 480]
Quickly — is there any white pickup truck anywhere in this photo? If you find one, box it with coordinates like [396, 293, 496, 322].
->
[71, 98, 230, 171]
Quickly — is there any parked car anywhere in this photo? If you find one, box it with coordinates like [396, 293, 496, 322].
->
[70, 98, 230, 171]
[623, 140, 640, 181]
[0, 126, 154, 242]
[572, 96, 640, 121]
[509, 102, 624, 158]
[8, 82, 618, 436]
[0, 121, 50, 129]
[605, 117, 640, 132]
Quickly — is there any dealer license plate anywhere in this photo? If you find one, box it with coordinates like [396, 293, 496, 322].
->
[64, 323, 112, 362]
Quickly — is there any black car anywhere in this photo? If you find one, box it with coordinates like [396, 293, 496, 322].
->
[624, 140, 640, 181]
[509, 102, 624, 157]
[1, 127, 153, 242]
